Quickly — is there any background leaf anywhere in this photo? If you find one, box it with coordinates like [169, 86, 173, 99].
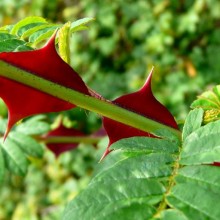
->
[0, 39, 31, 52]
[1, 138, 29, 176]
[191, 85, 220, 124]
[70, 17, 95, 33]
[15, 115, 50, 135]
[8, 131, 43, 158]
[0, 147, 5, 184]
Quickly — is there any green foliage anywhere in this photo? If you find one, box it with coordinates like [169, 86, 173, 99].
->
[63, 108, 220, 219]
[0, 16, 94, 52]
[191, 85, 220, 124]
[0, 116, 49, 181]
[0, 143, 97, 219]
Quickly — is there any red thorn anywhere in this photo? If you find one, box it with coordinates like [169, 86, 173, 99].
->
[99, 148, 112, 162]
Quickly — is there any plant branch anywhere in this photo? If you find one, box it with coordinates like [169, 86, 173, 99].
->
[38, 135, 102, 144]
[0, 61, 181, 139]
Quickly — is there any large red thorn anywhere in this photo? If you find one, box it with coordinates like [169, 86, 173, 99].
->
[0, 32, 90, 139]
[102, 68, 178, 160]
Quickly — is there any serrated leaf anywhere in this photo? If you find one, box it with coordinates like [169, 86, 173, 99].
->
[110, 136, 179, 154]
[0, 147, 5, 184]
[70, 17, 95, 33]
[8, 131, 43, 158]
[172, 165, 220, 220]
[64, 116, 220, 220]
[1, 138, 28, 176]
[182, 108, 204, 141]
[180, 120, 220, 165]
[16, 22, 47, 37]
[63, 136, 178, 219]
[153, 128, 180, 143]
[167, 179, 220, 219]
[92, 153, 175, 183]
[63, 179, 164, 220]
[159, 209, 188, 220]
[15, 118, 50, 135]
[0, 39, 27, 52]
[10, 16, 47, 35]
[29, 26, 59, 46]
[13, 44, 33, 52]
[0, 33, 16, 41]
[21, 23, 58, 40]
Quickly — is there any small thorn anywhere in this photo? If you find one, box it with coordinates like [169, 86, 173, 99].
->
[99, 148, 112, 163]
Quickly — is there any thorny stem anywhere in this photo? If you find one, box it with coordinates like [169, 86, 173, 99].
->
[0, 61, 181, 140]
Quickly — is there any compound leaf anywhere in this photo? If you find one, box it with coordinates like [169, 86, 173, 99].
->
[63, 109, 220, 220]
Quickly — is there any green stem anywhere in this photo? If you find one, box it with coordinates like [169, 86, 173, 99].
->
[37, 136, 102, 144]
[0, 61, 181, 139]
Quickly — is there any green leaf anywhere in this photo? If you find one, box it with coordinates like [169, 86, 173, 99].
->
[10, 16, 47, 35]
[8, 131, 43, 158]
[0, 118, 7, 135]
[163, 166, 220, 219]
[70, 17, 95, 33]
[15, 117, 50, 135]
[63, 136, 176, 220]
[0, 25, 13, 32]
[63, 113, 220, 219]
[159, 209, 188, 220]
[110, 136, 179, 154]
[13, 44, 33, 52]
[167, 178, 220, 219]
[29, 26, 59, 46]
[0, 39, 27, 52]
[58, 22, 71, 63]
[0, 33, 16, 41]
[21, 23, 57, 40]
[153, 128, 180, 143]
[191, 85, 220, 124]
[0, 147, 5, 184]
[63, 179, 164, 220]
[180, 120, 220, 165]
[182, 108, 204, 141]
[0, 138, 28, 176]
[91, 153, 175, 183]
[16, 22, 47, 37]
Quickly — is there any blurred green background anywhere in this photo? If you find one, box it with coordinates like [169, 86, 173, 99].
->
[0, 0, 220, 219]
